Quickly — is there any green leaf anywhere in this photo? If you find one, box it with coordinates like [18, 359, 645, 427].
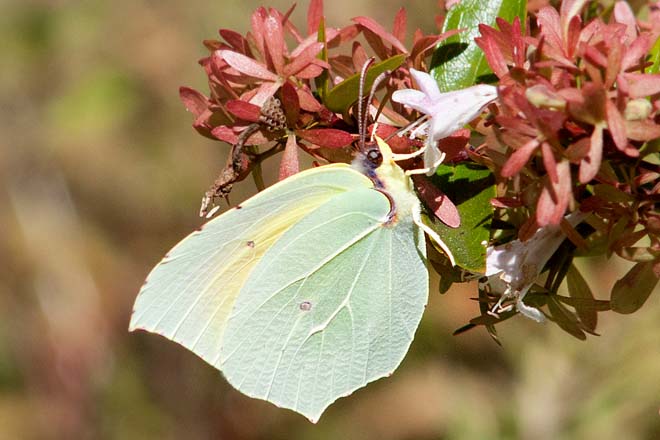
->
[611, 262, 659, 314]
[555, 295, 610, 312]
[592, 183, 635, 203]
[648, 34, 660, 74]
[424, 163, 495, 272]
[567, 265, 597, 331]
[314, 17, 330, 101]
[547, 296, 587, 340]
[323, 54, 406, 113]
[431, 0, 527, 90]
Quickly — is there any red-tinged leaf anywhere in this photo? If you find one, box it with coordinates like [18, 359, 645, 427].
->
[477, 21, 513, 64]
[411, 31, 460, 67]
[226, 100, 261, 122]
[307, 0, 324, 36]
[192, 109, 216, 139]
[179, 87, 208, 118]
[362, 28, 390, 60]
[251, 81, 282, 107]
[250, 7, 268, 58]
[412, 175, 461, 228]
[606, 100, 628, 152]
[565, 137, 591, 162]
[218, 50, 279, 81]
[212, 126, 239, 144]
[219, 29, 250, 54]
[296, 128, 353, 148]
[605, 40, 623, 89]
[279, 135, 300, 180]
[290, 28, 336, 57]
[264, 15, 286, 75]
[622, 73, 660, 99]
[351, 41, 369, 71]
[613, 0, 637, 43]
[203, 39, 224, 51]
[496, 114, 539, 137]
[501, 138, 540, 177]
[295, 63, 325, 79]
[565, 15, 582, 60]
[567, 265, 597, 331]
[536, 7, 563, 52]
[611, 262, 658, 314]
[541, 141, 558, 184]
[560, 0, 588, 38]
[579, 123, 604, 183]
[621, 35, 653, 71]
[296, 87, 323, 112]
[283, 42, 324, 77]
[369, 124, 417, 155]
[325, 24, 358, 49]
[352, 16, 408, 54]
[280, 82, 300, 127]
[438, 129, 470, 162]
[392, 8, 407, 44]
[583, 45, 608, 68]
[475, 28, 509, 79]
[537, 160, 571, 226]
[491, 197, 523, 208]
[625, 120, 660, 141]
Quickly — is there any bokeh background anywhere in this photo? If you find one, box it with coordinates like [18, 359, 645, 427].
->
[2, 0, 659, 438]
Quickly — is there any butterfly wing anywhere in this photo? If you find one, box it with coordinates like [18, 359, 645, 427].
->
[219, 185, 428, 422]
[129, 164, 374, 365]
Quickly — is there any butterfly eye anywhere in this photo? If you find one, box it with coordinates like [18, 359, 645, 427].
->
[366, 147, 383, 168]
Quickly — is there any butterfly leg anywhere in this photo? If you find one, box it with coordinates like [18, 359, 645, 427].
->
[412, 203, 456, 267]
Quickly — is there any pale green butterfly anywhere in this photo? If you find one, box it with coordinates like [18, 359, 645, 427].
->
[130, 72, 455, 423]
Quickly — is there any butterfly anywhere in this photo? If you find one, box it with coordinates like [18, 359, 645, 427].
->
[129, 64, 454, 422]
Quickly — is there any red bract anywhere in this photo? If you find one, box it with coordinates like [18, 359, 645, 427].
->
[476, 2, 660, 246]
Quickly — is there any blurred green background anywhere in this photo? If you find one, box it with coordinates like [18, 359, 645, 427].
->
[1, 0, 659, 438]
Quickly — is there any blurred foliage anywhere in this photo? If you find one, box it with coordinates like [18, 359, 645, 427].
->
[1, 0, 659, 439]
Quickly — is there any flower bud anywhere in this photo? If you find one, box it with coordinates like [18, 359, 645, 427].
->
[624, 98, 652, 121]
[525, 84, 566, 110]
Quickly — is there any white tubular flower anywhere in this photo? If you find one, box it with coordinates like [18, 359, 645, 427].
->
[484, 212, 588, 323]
[392, 68, 498, 175]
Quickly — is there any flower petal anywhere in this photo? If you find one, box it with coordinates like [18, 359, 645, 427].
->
[409, 68, 442, 102]
[391, 89, 433, 113]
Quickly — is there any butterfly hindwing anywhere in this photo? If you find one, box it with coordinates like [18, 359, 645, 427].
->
[219, 185, 428, 422]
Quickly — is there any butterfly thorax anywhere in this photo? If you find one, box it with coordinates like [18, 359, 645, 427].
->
[353, 137, 419, 225]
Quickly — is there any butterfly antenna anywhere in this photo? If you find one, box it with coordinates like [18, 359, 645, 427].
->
[358, 58, 375, 149]
[365, 70, 392, 139]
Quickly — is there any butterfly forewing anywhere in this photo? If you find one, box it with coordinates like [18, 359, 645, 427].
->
[129, 164, 374, 364]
